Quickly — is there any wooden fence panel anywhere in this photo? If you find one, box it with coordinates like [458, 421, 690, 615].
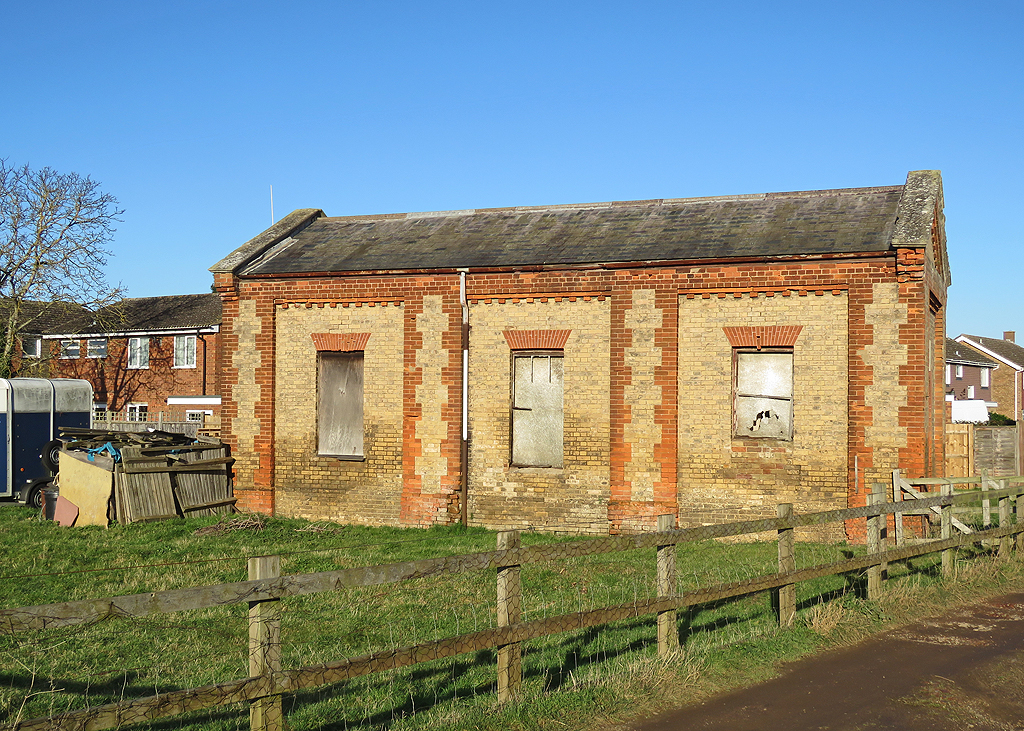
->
[945, 423, 973, 477]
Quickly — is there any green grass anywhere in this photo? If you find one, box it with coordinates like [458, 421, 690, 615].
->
[2, 505, 1024, 731]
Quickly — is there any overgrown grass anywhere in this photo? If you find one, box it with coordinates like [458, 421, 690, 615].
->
[2, 504, 1023, 731]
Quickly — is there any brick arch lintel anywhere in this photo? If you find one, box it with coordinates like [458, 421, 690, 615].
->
[502, 329, 572, 350]
[722, 325, 803, 350]
[311, 332, 372, 352]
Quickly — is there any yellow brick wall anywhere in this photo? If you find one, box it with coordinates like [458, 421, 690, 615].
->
[467, 299, 611, 534]
[231, 299, 261, 490]
[273, 303, 405, 525]
[413, 295, 453, 520]
[623, 288, 661, 503]
[862, 282, 909, 489]
[677, 292, 848, 539]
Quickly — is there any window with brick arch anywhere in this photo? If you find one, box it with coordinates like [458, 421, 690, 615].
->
[511, 351, 564, 467]
[733, 348, 793, 441]
[318, 351, 364, 458]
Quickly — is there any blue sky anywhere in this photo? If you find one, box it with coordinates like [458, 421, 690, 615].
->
[2, 1, 1020, 338]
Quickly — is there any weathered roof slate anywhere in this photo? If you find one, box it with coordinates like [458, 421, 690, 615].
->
[229, 185, 909, 276]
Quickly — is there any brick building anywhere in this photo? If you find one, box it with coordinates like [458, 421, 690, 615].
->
[211, 171, 949, 540]
[954, 332, 1024, 422]
[46, 294, 223, 422]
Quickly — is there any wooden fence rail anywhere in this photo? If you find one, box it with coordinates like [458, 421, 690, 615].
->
[4, 476, 1024, 731]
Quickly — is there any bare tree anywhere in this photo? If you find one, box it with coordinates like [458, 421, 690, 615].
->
[0, 159, 125, 377]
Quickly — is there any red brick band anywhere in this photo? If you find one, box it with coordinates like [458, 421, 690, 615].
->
[311, 332, 372, 352]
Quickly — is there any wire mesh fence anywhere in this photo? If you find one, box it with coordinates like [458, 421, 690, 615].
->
[3, 476, 1024, 731]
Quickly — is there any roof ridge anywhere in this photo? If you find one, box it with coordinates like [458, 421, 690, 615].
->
[318, 185, 905, 224]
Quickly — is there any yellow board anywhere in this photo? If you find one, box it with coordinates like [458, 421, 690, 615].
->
[57, 451, 115, 527]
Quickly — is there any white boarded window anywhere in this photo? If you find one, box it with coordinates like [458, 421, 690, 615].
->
[174, 335, 197, 368]
[318, 351, 364, 457]
[128, 337, 149, 369]
[511, 352, 564, 467]
[734, 350, 793, 440]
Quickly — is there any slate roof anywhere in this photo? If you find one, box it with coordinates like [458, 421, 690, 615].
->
[44, 294, 222, 337]
[945, 338, 997, 367]
[0, 300, 91, 335]
[956, 335, 1024, 370]
[223, 184, 910, 277]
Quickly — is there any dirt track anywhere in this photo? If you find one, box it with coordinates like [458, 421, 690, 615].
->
[636, 593, 1024, 731]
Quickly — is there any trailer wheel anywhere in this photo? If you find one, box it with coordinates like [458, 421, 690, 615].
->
[25, 482, 45, 510]
[41, 440, 62, 474]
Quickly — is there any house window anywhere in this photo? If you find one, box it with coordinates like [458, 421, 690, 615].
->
[87, 338, 107, 358]
[174, 335, 197, 368]
[955, 364, 964, 379]
[127, 337, 150, 369]
[945, 365, 951, 386]
[981, 368, 990, 388]
[734, 349, 793, 440]
[126, 403, 148, 421]
[967, 385, 976, 399]
[60, 339, 80, 359]
[511, 352, 564, 467]
[318, 351, 364, 458]
[21, 336, 42, 358]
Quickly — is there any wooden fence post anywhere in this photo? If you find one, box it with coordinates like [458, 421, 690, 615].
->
[776, 503, 796, 627]
[656, 514, 679, 655]
[1017, 483, 1024, 552]
[866, 483, 885, 600]
[981, 469, 992, 528]
[999, 480, 1011, 558]
[891, 470, 905, 547]
[248, 555, 282, 731]
[496, 530, 522, 703]
[941, 483, 954, 576]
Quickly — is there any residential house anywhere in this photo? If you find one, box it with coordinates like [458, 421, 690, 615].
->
[45, 294, 223, 424]
[210, 171, 949, 540]
[954, 332, 1024, 422]
[944, 337, 997, 423]
[0, 300, 89, 377]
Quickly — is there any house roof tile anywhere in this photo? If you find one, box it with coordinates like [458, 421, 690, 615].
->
[945, 338, 998, 367]
[956, 335, 1024, 370]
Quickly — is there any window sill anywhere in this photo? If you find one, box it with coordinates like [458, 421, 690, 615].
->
[320, 454, 366, 462]
[173, 365, 197, 369]
[509, 465, 564, 474]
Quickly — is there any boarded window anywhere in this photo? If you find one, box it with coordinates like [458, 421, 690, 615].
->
[511, 352, 564, 467]
[318, 351, 364, 457]
[734, 350, 793, 440]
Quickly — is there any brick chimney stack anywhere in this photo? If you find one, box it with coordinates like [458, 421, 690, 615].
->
[1004, 331, 1016, 343]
